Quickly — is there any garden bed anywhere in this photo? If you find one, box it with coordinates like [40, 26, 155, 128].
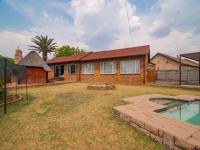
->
[0, 94, 23, 107]
[87, 83, 116, 90]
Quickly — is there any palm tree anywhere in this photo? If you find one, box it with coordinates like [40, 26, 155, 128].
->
[29, 35, 57, 61]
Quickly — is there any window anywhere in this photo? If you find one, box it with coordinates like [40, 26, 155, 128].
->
[120, 60, 140, 74]
[82, 63, 94, 74]
[68, 64, 77, 74]
[54, 65, 64, 77]
[100, 62, 116, 74]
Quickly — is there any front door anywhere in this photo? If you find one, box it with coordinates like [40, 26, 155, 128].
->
[54, 65, 64, 77]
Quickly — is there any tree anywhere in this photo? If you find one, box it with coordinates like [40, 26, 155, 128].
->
[29, 35, 57, 61]
[55, 45, 85, 57]
[0, 55, 14, 63]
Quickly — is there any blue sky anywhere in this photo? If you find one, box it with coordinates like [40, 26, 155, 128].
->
[0, 0, 200, 58]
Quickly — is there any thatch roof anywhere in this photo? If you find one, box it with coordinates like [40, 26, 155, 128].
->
[19, 51, 51, 71]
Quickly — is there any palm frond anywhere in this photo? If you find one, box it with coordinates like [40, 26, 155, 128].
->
[29, 35, 58, 60]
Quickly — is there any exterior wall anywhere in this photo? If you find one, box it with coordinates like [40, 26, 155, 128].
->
[48, 65, 54, 80]
[64, 63, 79, 82]
[48, 55, 148, 84]
[151, 55, 197, 70]
[80, 55, 147, 84]
[48, 63, 79, 82]
[26, 67, 47, 84]
[151, 55, 179, 70]
[147, 64, 156, 82]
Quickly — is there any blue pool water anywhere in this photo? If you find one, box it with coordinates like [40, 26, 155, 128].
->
[159, 101, 200, 126]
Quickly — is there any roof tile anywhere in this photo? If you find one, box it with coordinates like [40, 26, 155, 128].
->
[47, 45, 150, 64]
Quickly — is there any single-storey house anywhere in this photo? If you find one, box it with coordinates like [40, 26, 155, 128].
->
[47, 45, 150, 84]
[18, 51, 51, 84]
[151, 53, 198, 70]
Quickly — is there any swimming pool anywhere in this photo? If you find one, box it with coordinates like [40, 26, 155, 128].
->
[157, 100, 200, 126]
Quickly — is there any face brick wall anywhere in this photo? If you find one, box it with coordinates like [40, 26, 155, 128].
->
[48, 55, 148, 84]
[64, 63, 79, 82]
[80, 55, 147, 84]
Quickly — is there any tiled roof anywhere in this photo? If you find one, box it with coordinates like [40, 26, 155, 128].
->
[152, 53, 198, 67]
[81, 45, 150, 61]
[47, 45, 150, 64]
[47, 52, 92, 64]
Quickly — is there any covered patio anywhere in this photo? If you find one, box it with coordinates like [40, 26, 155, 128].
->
[179, 52, 200, 85]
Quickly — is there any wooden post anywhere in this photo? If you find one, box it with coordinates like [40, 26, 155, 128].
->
[77, 63, 81, 82]
[15, 78, 18, 97]
[25, 67, 28, 100]
[179, 55, 182, 85]
[3, 59, 7, 113]
[46, 72, 48, 83]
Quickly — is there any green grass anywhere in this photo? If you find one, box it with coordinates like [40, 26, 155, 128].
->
[0, 83, 199, 150]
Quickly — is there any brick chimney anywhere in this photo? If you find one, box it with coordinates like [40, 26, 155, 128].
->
[14, 46, 22, 64]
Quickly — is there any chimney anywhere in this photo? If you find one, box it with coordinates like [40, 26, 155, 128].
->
[14, 46, 22, 64]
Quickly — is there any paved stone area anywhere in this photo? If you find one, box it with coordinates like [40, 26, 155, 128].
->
[87, 83, 116, 90]
[113, 94, 200, 150]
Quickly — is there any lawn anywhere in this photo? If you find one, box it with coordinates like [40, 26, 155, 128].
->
[0, 83, 199, 150]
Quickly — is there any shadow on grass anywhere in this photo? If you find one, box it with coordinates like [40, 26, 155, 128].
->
[0, 94, 35, 122]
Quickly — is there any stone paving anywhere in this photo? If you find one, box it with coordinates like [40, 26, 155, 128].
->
[113, 94, 200, 150]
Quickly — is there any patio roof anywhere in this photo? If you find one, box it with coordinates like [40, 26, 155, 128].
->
[181, 52, 200, 61]
[179, 51, 200, 85]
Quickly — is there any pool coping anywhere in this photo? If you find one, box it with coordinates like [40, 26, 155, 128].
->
[112, 94, 200, 150]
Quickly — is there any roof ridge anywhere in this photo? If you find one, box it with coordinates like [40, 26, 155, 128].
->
[90, 45, 149, 53]
[78, 52, 93, 60]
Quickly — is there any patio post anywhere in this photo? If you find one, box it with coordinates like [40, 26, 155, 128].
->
[3, 58, 7, 114]
[179, 55, 182, 85]
[199, 58, 200, 85]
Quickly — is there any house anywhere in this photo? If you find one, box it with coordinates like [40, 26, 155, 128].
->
[151, 53, 198, 70]
[47, 45, 150, 84]
[16, 50, 51, 84]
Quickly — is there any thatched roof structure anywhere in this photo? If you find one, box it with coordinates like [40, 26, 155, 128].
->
[19, 51, 51, 71]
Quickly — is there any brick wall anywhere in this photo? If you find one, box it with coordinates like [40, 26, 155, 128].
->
[48, 55, 148, 84]
[64, 64, 79, 82]
[80, 55, 147, 84]
[48, 66, 54, 80]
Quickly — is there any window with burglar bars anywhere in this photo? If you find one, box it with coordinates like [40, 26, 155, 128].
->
[120, 60, 140, 74]
[82, 63, 94, 74]
[100, 62, 116, 74]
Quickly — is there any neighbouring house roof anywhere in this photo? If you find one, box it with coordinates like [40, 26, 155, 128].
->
[181, 52, 200, 62]
[47, 45, 150, 64]
[19, 51, 51, 71]
[47, 52, 92, 64]
[151, 53, 198, 67]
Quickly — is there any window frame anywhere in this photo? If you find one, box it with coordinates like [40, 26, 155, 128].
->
[82, 63, 94, 74]
[100, 61, 116, 74]
[120, 59, 140, 74]
[54, 64, 64, 77]
[68, 64, 77, 75]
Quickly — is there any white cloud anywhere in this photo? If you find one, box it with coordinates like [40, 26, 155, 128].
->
[0, 0, 200, 59]
[68, 0, 140, 49]
[0, 30, 33, 57]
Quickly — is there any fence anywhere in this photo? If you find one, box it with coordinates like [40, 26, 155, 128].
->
[157, 69, 199, 84]
[0, 58, 28, 113]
